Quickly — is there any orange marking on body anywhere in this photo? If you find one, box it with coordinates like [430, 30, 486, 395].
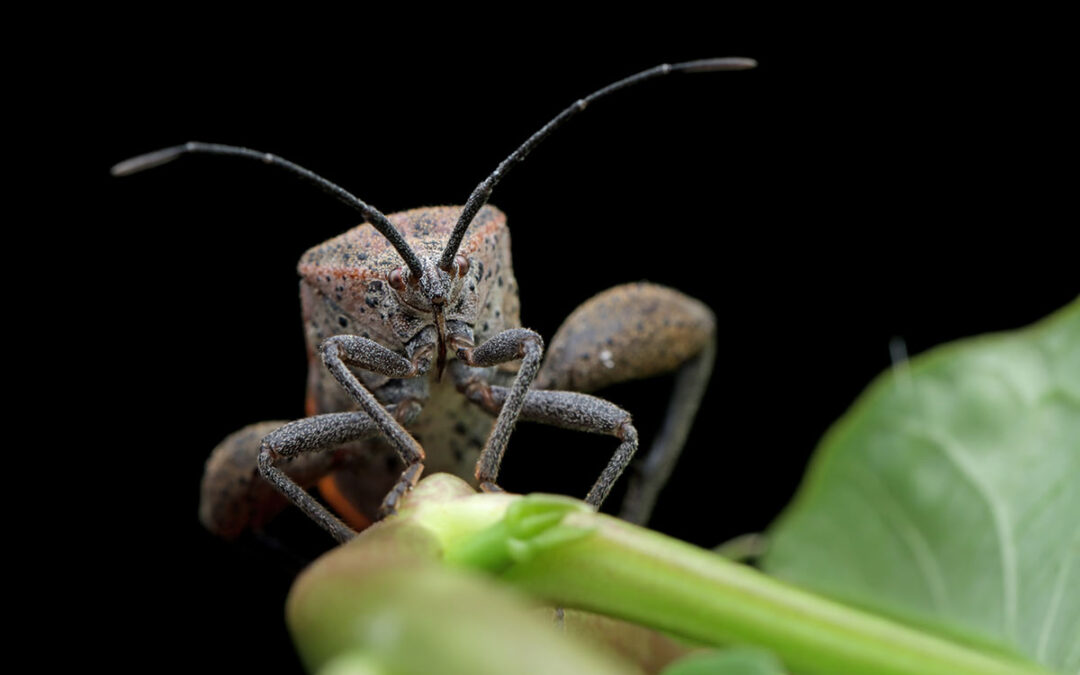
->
[317, 475, 373, 531]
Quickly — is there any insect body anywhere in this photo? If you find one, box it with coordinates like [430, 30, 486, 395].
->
[114, 58, 754, 542]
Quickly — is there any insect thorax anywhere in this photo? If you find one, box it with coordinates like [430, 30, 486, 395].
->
[298, 205, 522, 467]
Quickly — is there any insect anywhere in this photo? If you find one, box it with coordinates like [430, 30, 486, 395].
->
[113, 58, 755, 543]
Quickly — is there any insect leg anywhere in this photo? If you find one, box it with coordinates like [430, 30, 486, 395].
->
[258, 404, 421, 543]
[455, 328, 544, 492]
[317, 334, 430, 519]
[618, 343, 714, 524]
[201, 420, 328, 539]
[534, 282, 716, 525]
[460, 384, 638, 508]
[255, 415, 376, 543]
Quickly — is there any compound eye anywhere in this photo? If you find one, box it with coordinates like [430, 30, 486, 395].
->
[453, 255, 470, 277]
[389, 267, 407, 291]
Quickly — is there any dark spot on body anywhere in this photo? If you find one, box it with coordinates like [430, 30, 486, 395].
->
[482, 322, 489, 332]
[369, 280, 384, 292]
[338, 316, 348, 328]
[497, 276, 503, 287]
[453, 422, 468, 435]
[580, 353, 590, 360]
[365, 296, 378, 308]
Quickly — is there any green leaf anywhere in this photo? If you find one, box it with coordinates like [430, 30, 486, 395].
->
[763, 299, 1080, 672]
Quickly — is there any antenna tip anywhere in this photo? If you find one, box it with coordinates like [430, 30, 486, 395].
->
[110, 144, 189, 177]
[677, 57, 758, 73]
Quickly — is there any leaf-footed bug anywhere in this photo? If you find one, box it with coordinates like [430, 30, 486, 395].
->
[113, 58, 756, 543]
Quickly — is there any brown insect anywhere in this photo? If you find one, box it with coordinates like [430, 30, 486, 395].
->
[113, 58, 755, 542]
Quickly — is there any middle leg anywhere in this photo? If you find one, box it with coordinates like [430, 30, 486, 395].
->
[533, 282, 716, 524]
[458, 378, 640, 509]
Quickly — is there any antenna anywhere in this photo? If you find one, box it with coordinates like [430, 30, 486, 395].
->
[438, 57, 757, 270]
[112, 142, 425, 277]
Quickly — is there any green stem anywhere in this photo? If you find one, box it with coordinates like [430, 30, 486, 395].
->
[409, 489, 1046, 675]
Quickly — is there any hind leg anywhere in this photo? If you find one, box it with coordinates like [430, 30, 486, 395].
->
[534, 282, 716, 525]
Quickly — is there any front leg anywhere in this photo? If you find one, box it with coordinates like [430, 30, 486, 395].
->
[454, 328, 544, 492]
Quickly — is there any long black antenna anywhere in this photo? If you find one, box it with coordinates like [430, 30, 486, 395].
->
[438, 57, 757, 270]
[111, 142, 425, 277]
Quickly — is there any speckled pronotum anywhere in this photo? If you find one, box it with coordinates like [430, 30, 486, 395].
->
[113, 58, 755, 543]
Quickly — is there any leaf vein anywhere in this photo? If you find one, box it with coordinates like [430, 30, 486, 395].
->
[852, 465, 950, 612]
[915, 429, 1018, 639]
[1036, 535, 1076, 662]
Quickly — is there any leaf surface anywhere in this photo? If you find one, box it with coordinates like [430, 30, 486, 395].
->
[763, 299, 1080, 671]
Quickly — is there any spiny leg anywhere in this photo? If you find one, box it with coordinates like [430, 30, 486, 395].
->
[318, 334, 431, 518]
[200, 420, 310, 539]
[460, 383, 638, 508]
[454, 328, 544, 492]
[618, 341, 715, 524]
[258, 404, 421, 543]
[258, 334, 428, 542]
[534, 282, 716, 525]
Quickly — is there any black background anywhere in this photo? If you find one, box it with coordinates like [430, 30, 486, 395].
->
[49, 13, 1076, 672]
